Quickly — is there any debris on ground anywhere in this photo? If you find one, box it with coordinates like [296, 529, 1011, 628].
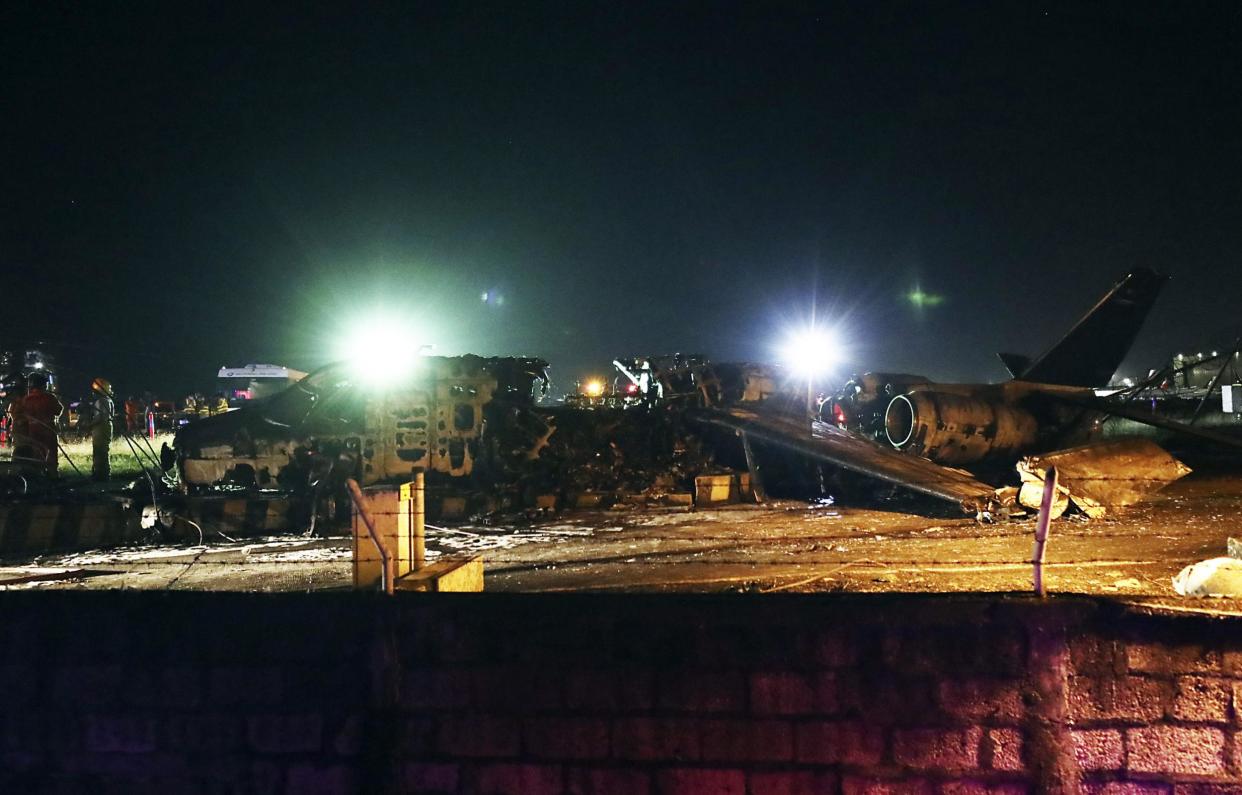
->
[1014, 469, 1071, 518]
[1017, 439, 1192, 519]
[1173, 557, 1242, 597]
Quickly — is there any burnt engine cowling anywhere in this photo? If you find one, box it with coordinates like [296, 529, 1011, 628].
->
[884, 391, 1039, 465]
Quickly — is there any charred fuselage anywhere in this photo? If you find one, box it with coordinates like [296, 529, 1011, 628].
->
[831, 374, 1107, 467]
[173, 356, 553, 490]
[880, 382, 1098, 466]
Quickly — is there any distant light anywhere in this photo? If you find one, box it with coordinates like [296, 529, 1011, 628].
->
[583, 379, 605, 397]
[335, 313, 427, 387]
[32, 362, 44, 370]
[907, 289, 944, 308]
[626, 384, 639, 395]
[1122, 378, 1134, 387]
[779, 327, 842, 377]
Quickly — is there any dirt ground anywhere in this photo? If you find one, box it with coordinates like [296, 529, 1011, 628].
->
[3, 469, 1241, 615]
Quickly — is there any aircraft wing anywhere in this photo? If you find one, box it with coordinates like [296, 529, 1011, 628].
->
[1057, 393, 1242, 450]
[692, 407, 997, 513]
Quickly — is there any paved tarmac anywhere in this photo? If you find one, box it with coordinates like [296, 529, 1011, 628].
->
[3, 470, 1241, 614]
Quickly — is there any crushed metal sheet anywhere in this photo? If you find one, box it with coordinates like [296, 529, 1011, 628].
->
[1014, 472, 1071, 518]
[1018, 438, 1192, 518]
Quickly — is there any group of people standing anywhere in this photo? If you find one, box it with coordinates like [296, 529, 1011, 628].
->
[4, 379, 234, 481]
[4, 376, 115, 480]
[182, 393, 230, 418]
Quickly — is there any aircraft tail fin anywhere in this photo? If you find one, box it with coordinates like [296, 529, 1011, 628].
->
[1017, 267, 1168, 387]
[997, 353, 1031, 379]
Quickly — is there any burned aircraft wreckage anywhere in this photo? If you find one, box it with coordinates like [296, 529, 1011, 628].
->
[162, 268, 1242, 526]
[711, 267, 1240, 515]
[171, 354, 777, 518]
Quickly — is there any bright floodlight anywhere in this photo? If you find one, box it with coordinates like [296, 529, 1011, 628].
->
[583, 378, 605, 397]
[779, 328, 841, 377]
[336, 314, 426, 387]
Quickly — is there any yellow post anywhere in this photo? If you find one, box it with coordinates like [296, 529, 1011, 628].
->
[399, 470, 426, 571]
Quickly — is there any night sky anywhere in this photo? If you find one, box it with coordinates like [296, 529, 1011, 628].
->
[4, 3, 1241, 398]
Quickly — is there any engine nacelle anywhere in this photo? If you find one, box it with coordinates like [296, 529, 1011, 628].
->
[884, 391, 1039, 465]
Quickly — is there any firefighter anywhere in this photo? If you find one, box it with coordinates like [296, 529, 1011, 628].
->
[211, 393, 229, 416]
[87, 377, 115, 481]
[6, 381, 29, 461]
[19, 373, 64, 477]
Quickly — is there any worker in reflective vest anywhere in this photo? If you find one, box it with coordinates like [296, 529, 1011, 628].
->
[88, 377, 116, 481]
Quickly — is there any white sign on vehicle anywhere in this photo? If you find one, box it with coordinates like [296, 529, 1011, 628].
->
[217, 364, 306, 380]
[1224, 384, 1235, 414]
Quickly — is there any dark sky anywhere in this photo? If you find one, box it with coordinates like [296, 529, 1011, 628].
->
[3, 2, 1241, 397]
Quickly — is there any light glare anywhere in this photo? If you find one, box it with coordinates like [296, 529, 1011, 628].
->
[583, 379, 605, 397]
[336, 313, 426, 387]
[779, 328, 841, 377]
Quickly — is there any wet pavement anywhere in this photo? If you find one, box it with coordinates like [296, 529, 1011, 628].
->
[3, 470, 1242, 613]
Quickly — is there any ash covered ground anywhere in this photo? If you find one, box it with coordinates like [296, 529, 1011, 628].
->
[4, 470, 1242, 614]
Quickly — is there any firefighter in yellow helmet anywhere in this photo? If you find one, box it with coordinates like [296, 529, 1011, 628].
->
[88, 377, 115, 481]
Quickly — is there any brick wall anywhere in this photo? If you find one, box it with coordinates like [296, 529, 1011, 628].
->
[0, 593, 1239, 794]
